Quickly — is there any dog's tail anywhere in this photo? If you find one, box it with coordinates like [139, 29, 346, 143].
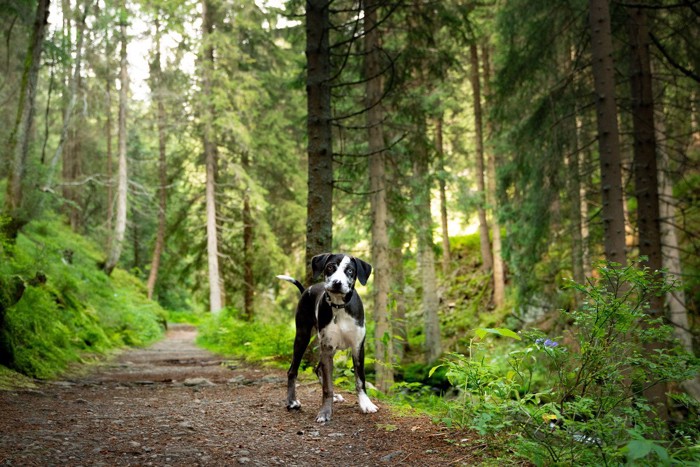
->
[276, 275, 305, 295]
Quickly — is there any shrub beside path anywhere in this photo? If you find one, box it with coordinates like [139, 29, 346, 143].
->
[0, 324, 484, 466]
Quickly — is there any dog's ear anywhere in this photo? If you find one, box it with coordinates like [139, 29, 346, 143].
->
[311, 253, 331, 282]
[353, 257, 372, 286]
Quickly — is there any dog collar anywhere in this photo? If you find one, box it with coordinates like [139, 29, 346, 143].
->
[324, 292, 348, 309]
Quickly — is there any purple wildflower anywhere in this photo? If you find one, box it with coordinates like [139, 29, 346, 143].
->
[544, 339, 559, 348]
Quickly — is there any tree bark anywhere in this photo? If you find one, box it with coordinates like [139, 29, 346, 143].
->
[304, 0, 333, 284]
[44, 0, 89, 194]
[658, 111, 700, 401]
[481, 43, 505, 306]
[588, 0, 627, 266]
[103, 1, 129, 276]
[468, 43, 493, 272]
[3, 0, 50, 239]
[146, 18, 168, 301]
[242, 151, 254, 321]
[435, 115, 451, 277]
[105, 48, 114, 249]
[568, 46, 586, 285]
[412, 121, 441, 364]
[365, 0, 393, 392]
[201, 0, 223, 313]
[627, 6, 670, 419]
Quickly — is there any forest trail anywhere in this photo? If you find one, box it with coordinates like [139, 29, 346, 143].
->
[0, 325, 483, 466]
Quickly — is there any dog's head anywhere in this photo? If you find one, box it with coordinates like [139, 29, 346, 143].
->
[311, 253, 372, 295]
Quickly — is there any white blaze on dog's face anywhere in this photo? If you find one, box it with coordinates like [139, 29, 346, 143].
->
[323, 255, 356, 295]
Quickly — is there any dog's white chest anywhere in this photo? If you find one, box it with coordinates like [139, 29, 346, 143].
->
[321, 310, 365, 351]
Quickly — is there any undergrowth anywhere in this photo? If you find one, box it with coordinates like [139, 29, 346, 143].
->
[197, 308, 296, 366]
[416, 262, 700, 465]
[0, 215, 166, 379]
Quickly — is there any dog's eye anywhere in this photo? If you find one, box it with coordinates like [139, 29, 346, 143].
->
[346, 267, 355, 277]
[326, 264, 337, 274]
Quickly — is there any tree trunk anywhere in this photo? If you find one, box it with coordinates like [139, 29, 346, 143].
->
[389, 229, 408, 362]
[201, 0, 222, 313]
[468, 43, 493, 272]
[242, 151, 254, 321]
[44, 0, 89, 195]
[146, 18, 168, 301]
[412, 122, 441, 364]
[305, 0, 333, 284]
[103, 1, 129, 276]
[658, 110, 700, 401]
[568, 46, 586, 285]
[3, 0, 50, 239]
[481, 43, 505, 306]
[436, 115, 451, 276]
[365, 0, 393, 392]
[627, 6, 670, 419]
[105, 55, 114, 249]
[588, 0, 627, 266]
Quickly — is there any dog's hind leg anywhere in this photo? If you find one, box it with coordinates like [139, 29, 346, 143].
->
[287, 326, 312, 410]
[352, 340, 378, 414]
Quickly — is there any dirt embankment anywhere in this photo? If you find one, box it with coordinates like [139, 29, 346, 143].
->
[0, 325, 485, 466]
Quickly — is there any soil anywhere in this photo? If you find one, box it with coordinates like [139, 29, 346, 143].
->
[0, 325, 489, 466]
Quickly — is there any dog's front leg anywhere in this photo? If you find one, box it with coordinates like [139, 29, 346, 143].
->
[315, 346, 335, 423]
[352, 341, 378, 414]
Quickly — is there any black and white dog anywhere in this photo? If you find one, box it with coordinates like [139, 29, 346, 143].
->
[277, 253, 379, 423]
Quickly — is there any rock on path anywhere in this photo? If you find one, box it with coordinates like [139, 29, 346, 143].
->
[0, 324, 482, 466]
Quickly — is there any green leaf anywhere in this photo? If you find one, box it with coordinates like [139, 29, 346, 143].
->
[428, 364, 444, 378]
[474, 327, 521, 340]
[624, 439, 653, 461]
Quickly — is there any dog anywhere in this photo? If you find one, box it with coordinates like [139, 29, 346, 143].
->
[277, 253, 379, 423]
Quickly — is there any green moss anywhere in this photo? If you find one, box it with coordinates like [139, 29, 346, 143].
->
[0, 216, 166, 379]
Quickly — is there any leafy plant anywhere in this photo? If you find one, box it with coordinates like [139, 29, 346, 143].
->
[433, 262, 700, 465]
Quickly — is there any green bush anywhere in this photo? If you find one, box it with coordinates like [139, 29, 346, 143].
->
[433, 262, 700, 465]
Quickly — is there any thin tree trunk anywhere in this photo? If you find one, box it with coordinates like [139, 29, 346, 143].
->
[201, 0, 222, 313]
[657, 109, 699, 400]
[627, 6, 670, 419]
[389, 229, 407, 362]
[579, 136, 592, 277]
[3, 0, 50, 239]
[242, 151, 254, 320]
[365, 0, 393, 392]
[412, 122, 441, 364]
[568, 46, 586, 284]
[105, 56, 114, 248]
[588, 0, 627, 266]
[146, 18, 168, 300]
[44, 0, 89, 193]
[103, 1, 128, 276]
[481, 43, 505, 306]
[468, 43, 493, 272]
[436, 115, 451, 276]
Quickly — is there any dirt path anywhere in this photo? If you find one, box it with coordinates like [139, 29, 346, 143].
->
[0, 325, 484, 466]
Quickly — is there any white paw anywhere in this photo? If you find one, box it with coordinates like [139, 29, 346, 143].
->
[358, 393, 378, 414]
[287, 400, 301, 410]
[333, 393, 345, 403]
[316, 411, 332, 423]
